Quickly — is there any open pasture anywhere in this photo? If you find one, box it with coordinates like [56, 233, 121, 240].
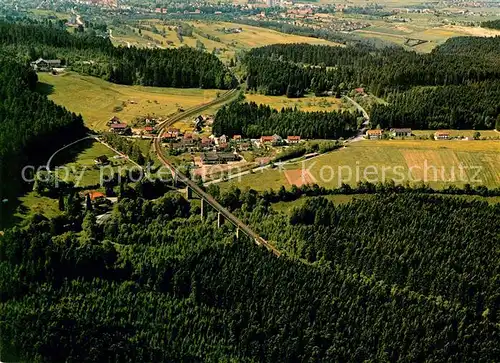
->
[245, 93, 344, 112]
[37, 72, 219, 130]
[221, 140, 500, 191]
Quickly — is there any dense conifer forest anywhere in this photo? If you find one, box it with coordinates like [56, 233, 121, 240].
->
[481, 19, 500, 30]
[0, 20, 236, 89]
[1, 190, 499, 362]
[0, 55, 85, 205]
[243, 39, 500, 129]
[213, 101, 359, 139]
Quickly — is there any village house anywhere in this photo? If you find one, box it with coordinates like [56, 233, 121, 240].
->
[232, 135, 242, 142]
[260, 134, 283, 145]
[366, 129, 383, 140]
[30, 58, 62, 72]
[162, 131, 178, 142]
[217, 142, 230, 151]
[94, 155, 109, 166]
[354, 87, 365, 95]
[218, 135, 228, 145]
[238, 142, 251, 151]
[434, 131, 451, 140]
[287, 136, 301, 144]
[107, 116, 122, 126]
[110, 123, 130, 135]
[390, 128, 412, 137]
[167, 128, 180, 137]
[260, 136, 275, 144]
[201, 152, 240, 165]
[143, 126, 154, 134]
[182, 134, 198, 147]
[201, 137, 213, 149]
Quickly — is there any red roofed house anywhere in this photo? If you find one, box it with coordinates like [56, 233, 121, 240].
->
[86, 191, 105, 202]
[355, 87, 365, 94]
[144, 126, 154, 133]
[162, 132, 177, 140]
[260, 136, 275, 144]
[110, 123, 129, 134]
[287, 136, 301, 144]
[108, 116, 121, 125]
[434, 131, 450, 140]
[233, 135, 242, 141]
[201, 137, 212, 148]
[366, 129, 383, 140]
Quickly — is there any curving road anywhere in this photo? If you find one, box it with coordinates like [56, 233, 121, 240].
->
[153, 89, 282, 257]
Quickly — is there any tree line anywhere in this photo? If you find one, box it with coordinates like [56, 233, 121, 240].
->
[1, 189, 499, 361]
[213, 101, 359, 139]
[100, 133, 147, 166]
[0, 54, 85, 218]
[481, 20, 500, 30]
[0, 20, 236, 89]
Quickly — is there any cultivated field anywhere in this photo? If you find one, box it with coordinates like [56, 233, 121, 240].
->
[245, 93, 344, 112]
[37, 72, 219, 130]
[221, 140, 500, 190]
[111, 20, 341, 62]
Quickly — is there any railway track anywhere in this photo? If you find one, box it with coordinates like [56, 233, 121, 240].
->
[153, 88, 281, 257]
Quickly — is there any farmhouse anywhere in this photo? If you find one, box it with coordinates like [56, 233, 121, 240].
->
[390, 128, 412, 137]
[110, 123, 130, 134]
[218, 135, 228, 144]
[366, 129, 383, 140]
[94, 155, 109, 166]
[201, 152, 240, 165]
[260, 136, 275, 144]
[30, 58, 61, 72]
[108, 116, 122, 125]
[81, 190, 107, 203]
[201, 137, 213, 148]
[260, 134, 282, 145]
[287, 136, 301, 144]
[162, 131, 178, 141]
[434, 131, 451, 140]
[167, 128, 180, 137]
[233, 135, 242, 142]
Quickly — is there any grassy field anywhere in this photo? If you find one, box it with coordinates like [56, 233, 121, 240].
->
[245, 93, 344, 112]
[221, 140, 500, 191]
[51, 139, 135, 188]
[111, 20, 341, 63]
[10, 139, 135, 224]
[37, 72, 220, 130]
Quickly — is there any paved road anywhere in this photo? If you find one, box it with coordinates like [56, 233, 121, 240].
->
[344, 96, 370, 142]
[153, 89, 282, 257]
[207, 97, 371, 186]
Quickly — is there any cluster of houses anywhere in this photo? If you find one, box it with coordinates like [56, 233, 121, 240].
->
[259, 134, 301, 145]
[366, 128, 413, 140]
[366, 128, 457, 140]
